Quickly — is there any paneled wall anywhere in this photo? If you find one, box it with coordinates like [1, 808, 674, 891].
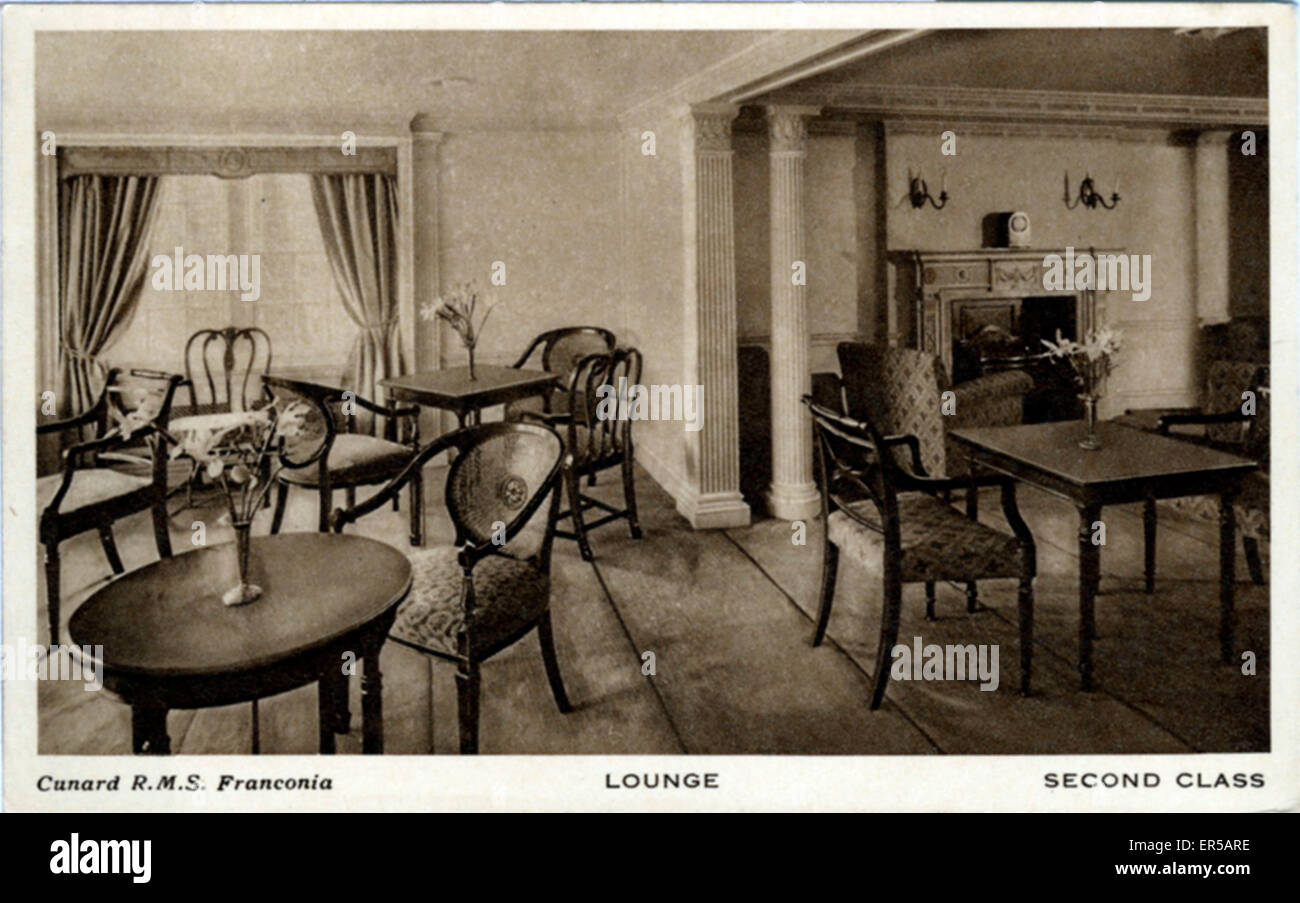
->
[882, 126, 1201, 415]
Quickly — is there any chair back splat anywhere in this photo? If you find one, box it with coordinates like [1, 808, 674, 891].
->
[184, 327, 273, 415]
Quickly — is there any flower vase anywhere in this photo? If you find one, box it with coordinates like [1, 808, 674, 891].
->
[222, 520, 263, 606]
[467, 345, 477, 381]
[1078, 395, 1102, 451]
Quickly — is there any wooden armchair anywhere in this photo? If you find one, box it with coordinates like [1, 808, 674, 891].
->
[803, 392, 1037, 708]
[263, 375, 423, 544]
[1118, 362, 1270, 587]
[520, 347, 642, 561]
[837, 341, 1033, 612]
[504, 326, 616, 421]
[330, 422, 570, 754]
[37, 368, 183, 643]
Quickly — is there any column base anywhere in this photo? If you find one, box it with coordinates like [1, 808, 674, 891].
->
[677, 490, 751, 530]
[765, 482, 821, 521]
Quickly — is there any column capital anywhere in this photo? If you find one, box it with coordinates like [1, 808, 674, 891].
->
[765, 105, 822, 154]
[1196, 129, 1236, 148]
[689, 103, 740, 153]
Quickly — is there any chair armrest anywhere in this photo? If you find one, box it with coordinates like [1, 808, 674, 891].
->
[37, 405, 100, 436]
[1158, 410, 1250, 434]
[954, 370, 1034, 405]
[329, 431, 462, 531]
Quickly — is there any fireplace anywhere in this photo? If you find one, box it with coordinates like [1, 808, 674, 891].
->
[892, 247, 1120, 423]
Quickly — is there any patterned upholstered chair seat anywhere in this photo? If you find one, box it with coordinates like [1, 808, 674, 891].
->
[277, 434, 412, 486]
[828, 495, 1024, 584]
[37, 469, 151, 515]
[391, 546, 551, 658]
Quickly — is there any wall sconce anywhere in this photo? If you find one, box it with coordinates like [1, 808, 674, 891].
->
[907, 168, 948, 209]
[1064, 172, 1120, 210]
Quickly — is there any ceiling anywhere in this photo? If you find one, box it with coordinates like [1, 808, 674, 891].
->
[36, 30, 774, 130]
[37, 28, 1269, 133]
[777, 28, 1267, 99]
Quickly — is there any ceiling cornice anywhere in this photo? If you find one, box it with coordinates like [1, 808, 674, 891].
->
[758, 82, 1267, 130]
[617, 30, 922, 124]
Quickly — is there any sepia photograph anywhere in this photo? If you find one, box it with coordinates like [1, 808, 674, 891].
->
[3, 3, 1294, 817]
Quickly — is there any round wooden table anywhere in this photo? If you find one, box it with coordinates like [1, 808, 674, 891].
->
[69, 533, 412, 755]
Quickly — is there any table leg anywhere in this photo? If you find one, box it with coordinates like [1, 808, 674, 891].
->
[1077, 502, 1101, 691]
[318, 676, 336, 755]
[1220, 489, 1237, 664]
[131, 704, 171, 755]
[362, 654, 384, 754]
[1143, 496, 1157, 594]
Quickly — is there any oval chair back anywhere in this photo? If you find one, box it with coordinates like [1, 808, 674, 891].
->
[445, 422, 566, 564]
[184, 327, 273, 414]
[261, 375, 335, 472]
[511, 327, 616, 416]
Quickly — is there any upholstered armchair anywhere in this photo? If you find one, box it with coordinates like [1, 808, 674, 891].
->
[38, 368, 183, 643]
[803, 394, 1036, 708]
[264, 375, 423, 544]
[330, 422, 571, 754]
[1118, 362, 1269, 586]
[836, 342, 1033, 611]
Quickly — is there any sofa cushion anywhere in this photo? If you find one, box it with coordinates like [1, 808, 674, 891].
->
[278, 434, 412, 486]
[390, 546, 550, 658]
[38, 469, 151, 515]
[827, 494, 1025, 583]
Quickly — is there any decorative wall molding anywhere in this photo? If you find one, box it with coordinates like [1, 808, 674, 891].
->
[58, 145, 397, 178]
[882, 118, 1175, 144]
[764, 83, 1268, 130]
[738, 331, 862, 350]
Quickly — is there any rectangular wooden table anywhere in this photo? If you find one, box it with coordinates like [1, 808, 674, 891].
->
[949, 420, 1257, 691]
[379, 365, 558, 427]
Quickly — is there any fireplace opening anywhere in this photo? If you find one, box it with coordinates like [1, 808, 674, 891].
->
[951, 295, 1083, 423]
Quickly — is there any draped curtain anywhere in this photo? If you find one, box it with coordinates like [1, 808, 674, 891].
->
[309, 172, 403, 435]
[56, 174, 164, 416]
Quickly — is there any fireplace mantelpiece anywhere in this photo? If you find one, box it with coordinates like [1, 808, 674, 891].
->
[890, 247, 1121, 378]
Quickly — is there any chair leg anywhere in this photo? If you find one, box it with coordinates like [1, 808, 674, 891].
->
[1143, 496, 1157, 594]
[966, 583, 979, 613]
[537, 610, 573, 713]
[869, 573, 904, 710]
[964, 488, 980, 612]
[565, 468, 594, 562]
[622, 456, 642, 540]
[811, 541, 839, 647]
[587, 473, 597, 487]
[409, 472, 424, 547]
[270, 482, 289, 534]
[151, 497, 173, 559]
[98, 524, 125, 574]
[44, 542, 60, 646]
[317, 484, 331, 533]
[1018, 577, 1034, 696]
[1243, 536, 1265, 585]
[925, 581, 936, 621]
[455, 662, 480, 755]
[346, 486, 356, 510]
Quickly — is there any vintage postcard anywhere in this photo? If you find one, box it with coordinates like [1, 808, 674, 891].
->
[3, 2, 1296, 813]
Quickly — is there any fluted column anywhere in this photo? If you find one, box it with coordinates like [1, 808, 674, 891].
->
[1195, 130, 1232, 326]
[765, 105, 822, 521]
[678, 103, 750, 529]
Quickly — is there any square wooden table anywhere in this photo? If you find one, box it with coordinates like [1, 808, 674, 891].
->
[379, 365, 558, 427]
[949, 420, 1257, 690]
